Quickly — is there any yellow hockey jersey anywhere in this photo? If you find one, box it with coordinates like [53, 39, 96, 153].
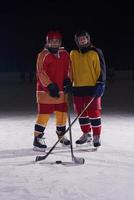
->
[70, 50, 101, 87]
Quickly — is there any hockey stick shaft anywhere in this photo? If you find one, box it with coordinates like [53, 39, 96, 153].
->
[67, 95, 85, 164]
[35, 97, 95, 162]
[67, 94, 75, 161]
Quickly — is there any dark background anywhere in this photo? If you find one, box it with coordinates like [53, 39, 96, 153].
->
[0, 1, 134, 73]
[0, 1, 134, 115]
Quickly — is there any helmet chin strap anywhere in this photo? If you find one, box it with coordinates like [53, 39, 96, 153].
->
[79, 44, 91, 53]
[47, 47, 59, 54]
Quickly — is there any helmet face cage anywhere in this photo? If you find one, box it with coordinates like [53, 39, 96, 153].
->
[45, 31, 62, 53]
[74, 31, 90, 47]
[47, 39, 62, 49]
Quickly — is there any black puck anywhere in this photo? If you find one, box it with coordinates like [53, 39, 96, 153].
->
[56, 160, 62, 164]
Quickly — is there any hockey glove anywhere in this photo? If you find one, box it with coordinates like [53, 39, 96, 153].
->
[47, 83, 60, 97]
[94, 82, 105, 97]
[63, 78, 72, 94]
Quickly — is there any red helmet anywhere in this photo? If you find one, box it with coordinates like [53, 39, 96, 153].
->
[46, 31, 62, 41]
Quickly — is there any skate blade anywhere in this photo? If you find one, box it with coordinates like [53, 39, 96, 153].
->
[76, 141, 92, 148]
[33, 146, 46, 152]
[60, 143, 71, 148]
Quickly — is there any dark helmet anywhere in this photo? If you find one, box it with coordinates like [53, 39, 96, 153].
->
[74, 30, 90, 47]
[46, 31, 62, 42]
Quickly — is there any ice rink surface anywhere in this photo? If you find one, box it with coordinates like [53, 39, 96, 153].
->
[0, 78, 134, 200]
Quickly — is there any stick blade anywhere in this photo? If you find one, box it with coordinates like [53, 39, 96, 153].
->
[73, 156, 85, 165]
[35, 155, 46, 162]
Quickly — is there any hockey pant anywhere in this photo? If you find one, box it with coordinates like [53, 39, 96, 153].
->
[73, 96, 102, 136]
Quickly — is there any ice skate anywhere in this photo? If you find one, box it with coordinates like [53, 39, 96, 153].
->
[33, 136, 47, 152]
[75, 133, 92, 145]
[56, 132, 70, 146]
[93, 135, 101, 147]
[59, 136, 71, 146]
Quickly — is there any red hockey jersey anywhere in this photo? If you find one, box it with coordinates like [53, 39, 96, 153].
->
[36, 48, 70, 104]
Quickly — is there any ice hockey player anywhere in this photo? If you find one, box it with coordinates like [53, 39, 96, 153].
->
[70, 30, 106, 147]
[33, 30, 71, 151]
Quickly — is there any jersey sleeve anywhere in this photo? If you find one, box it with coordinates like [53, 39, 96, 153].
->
[36, 51, 52, 88]
[96, 48, 107, 83]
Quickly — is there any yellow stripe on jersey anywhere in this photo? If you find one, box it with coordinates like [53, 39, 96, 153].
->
[37, 50, 52, 87]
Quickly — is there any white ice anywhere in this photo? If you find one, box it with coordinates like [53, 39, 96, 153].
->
[0, 78, 134, 200]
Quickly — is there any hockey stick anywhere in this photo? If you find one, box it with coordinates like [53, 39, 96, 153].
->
[67, 94, 85, 164]
[35, 97, 95, 162]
